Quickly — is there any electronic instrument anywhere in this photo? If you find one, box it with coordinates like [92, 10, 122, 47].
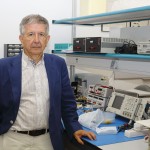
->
[106, 89, 150, 121]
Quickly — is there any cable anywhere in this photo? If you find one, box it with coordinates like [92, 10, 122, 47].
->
[115, 40, 137, 54]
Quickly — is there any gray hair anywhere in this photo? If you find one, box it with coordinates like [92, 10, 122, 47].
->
[19, 14, 49, 35]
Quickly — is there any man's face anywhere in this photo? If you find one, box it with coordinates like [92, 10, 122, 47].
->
[19, 23, 50, 57]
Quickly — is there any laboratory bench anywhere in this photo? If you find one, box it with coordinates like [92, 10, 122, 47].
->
[63, 110, 147, 150]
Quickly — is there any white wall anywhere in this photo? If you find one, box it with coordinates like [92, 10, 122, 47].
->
[80, 0, 107, 16]
[74, 0, 109, 38]
[0, 0, 73, 58]
[111, 0, 150, 11]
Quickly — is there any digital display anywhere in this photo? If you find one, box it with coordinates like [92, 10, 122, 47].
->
[112, 95, 124, 109]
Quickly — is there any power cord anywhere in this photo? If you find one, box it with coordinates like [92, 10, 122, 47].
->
[117, 121, 134, 132]
[115, 40, 137, 54]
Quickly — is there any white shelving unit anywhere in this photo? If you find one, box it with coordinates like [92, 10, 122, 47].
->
[52, 6, 150, 78]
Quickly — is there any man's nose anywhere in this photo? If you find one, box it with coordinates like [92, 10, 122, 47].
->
[34, 34, 40, 42]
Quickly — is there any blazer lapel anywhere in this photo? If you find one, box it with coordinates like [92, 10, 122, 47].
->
[44, 54, 55, 107]
[8, 54, 22, 103]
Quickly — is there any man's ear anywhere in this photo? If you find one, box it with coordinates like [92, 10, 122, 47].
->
[19, 35, 23, 43]
[47, 35, 50, 42]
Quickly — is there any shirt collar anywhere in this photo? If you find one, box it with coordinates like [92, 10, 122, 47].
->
[22, 51, 44, 68]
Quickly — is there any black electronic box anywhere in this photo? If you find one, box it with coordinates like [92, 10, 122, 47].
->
[73, 38, 86, 52]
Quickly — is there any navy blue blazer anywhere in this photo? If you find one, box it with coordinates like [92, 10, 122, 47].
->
[0, 53, 82, 150]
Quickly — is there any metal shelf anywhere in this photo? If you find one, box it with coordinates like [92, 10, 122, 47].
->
[52, 50, 150, 60]
[52, 51, 150, 76]
[52, 6, 150, 26]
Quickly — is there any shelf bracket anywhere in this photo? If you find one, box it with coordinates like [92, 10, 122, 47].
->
[101, 24, 109, 32]
[110, 60, 118, 70]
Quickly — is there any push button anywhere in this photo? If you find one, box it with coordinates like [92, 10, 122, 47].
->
[10, 120, 14, 124]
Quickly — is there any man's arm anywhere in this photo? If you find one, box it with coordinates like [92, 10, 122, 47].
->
[60, 59, 96, 143]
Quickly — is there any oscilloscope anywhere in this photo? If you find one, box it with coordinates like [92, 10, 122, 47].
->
[106, 89, 150, 121]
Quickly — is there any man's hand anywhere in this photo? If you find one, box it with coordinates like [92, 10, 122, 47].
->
[73, 130, 96, 145]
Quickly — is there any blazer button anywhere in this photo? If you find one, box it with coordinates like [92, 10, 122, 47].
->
[10, 120, 14, 124]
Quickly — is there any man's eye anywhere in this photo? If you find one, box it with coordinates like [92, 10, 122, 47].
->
[39, 33, 45, 37]
[28, 33, 34, 36]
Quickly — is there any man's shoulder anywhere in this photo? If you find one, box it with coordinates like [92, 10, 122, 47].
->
[44, 53, 65, 61]
[0, 56, 14, 63]
[0, 54, 21, 65]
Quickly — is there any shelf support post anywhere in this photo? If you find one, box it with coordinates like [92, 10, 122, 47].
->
[69, 65, 75, 82]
